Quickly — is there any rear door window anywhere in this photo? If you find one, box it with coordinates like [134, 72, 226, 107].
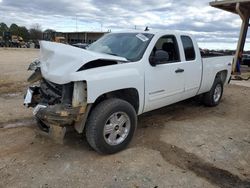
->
[181, 36, 196, 61]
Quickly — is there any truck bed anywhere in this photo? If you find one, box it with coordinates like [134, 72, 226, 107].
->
[198, 55, 233, 94]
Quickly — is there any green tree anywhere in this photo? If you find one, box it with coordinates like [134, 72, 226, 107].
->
[44, 29, 56, 33]
[0, 23, 9, 36]
[43, 29, 56, 41]
[9, 23, 19, 36]
[29, 24, 43, 40]
[18, 26, 30, 41]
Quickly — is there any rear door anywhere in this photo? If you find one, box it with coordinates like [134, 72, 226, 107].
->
[180, 35, 202, 99]
[144, 35, 185, 112]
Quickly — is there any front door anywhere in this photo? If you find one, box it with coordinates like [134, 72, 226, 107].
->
[144, 35, 185, 112]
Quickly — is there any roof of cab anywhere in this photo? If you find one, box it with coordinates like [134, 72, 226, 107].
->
[111, 30, 193, 36]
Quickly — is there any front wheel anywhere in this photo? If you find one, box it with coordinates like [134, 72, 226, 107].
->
[203, 78, 224, 107]
[85, 98, 137, 154]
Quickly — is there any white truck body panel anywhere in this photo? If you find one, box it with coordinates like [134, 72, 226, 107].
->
[39, 41, 145, 113]
[199, 56, 233, 94]
[72, 63, 145, 114]
[39, 41, 128, 84]
[142, 33, 204, 112]
[37, 31, 233, 115]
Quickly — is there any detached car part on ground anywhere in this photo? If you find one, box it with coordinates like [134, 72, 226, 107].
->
[24, 31, 232, 154]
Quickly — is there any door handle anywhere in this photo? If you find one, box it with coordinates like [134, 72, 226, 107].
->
[175, 68, 184, 73]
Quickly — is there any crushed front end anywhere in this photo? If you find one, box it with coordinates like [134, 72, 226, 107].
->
[24, 62, 88, 143]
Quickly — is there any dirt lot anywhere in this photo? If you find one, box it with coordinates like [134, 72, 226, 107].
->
[0, 48, 250, 188]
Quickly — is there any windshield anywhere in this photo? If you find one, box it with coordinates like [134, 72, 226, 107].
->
[87, 33, 154, 61]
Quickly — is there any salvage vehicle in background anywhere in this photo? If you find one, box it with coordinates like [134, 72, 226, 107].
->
[242, 54, 250, 67]
[0, 36, 3, 47]
[24, 31, 232, 154]
[54, 36, 66, 44]
[0, 32, 25, 48]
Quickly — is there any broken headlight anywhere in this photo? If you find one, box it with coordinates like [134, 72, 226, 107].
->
[28, 59, 41, 71]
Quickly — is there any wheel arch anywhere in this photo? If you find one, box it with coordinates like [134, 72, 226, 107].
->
[91, 88, 140, 114]
[215, 70, 228, 84]
[75, 88, 140, 134]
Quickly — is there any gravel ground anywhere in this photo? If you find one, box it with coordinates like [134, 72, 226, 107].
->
[0, 48, 250, 188]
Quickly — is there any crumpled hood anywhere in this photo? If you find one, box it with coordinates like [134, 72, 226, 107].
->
[39, 41, 127, 84]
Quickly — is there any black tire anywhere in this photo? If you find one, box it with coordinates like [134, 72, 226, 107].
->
[85, 98, 137, 154]
[203, 78, 224, 107]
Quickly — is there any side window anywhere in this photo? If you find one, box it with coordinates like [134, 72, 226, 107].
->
[149, 35, 180, 64]
[181, 36, 196, 61]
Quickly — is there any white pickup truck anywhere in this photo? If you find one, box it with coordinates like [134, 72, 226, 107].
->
[24, 31, 232, 154]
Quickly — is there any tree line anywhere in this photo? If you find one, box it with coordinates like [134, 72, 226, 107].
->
[0, 22, 44, 41]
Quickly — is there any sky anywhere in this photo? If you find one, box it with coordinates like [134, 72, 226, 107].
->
[0, 0, 249, 50]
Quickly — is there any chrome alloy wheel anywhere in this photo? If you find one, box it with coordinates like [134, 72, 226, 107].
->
[103, 112, 131, 146]
[213, 84, 222, 103]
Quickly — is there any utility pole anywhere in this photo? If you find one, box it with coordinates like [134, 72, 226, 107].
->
[76, 15, 78, 32]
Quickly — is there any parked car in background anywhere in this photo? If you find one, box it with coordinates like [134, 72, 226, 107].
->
[242, 54, 250, 67]
[0, 38, 4, 47]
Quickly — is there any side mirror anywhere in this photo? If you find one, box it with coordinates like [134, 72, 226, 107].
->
[149, 50, 169, 66]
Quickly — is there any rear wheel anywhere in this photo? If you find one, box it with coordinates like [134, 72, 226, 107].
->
[203, 78, 224, 107]
[85, 98, 137, 154]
